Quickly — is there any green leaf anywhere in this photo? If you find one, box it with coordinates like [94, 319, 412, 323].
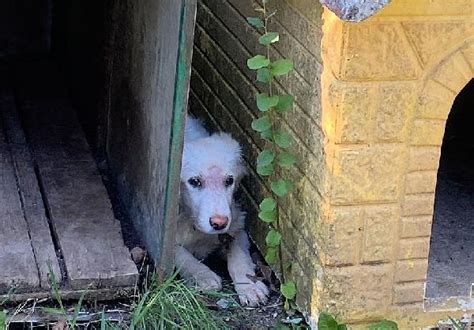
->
[265, 247, 278, 264]
[0, 310, 6, 330]
[259, 32, 279, 45]
[257, 164, 274, 176]
[257, 149, 275, 167]
[257, 68, 273, 84]
[259, 197, 276, 212]
[247, 17, 264, 28]
[256, 93, 279, 112]
[318, 313, 339, 330]
[258, 210, 277, 223]
[281, 281, 297, 300]
[274, 130, 292, 148]
[275, 322, 291, 330]
[266, 229, 281, 247]
[271, 179, 292, 197]
[338, 325, 348, 330]
[281, 317, 304, 325]
[271, 59, 294, 76]
[368, 320, 398, 330]
[278, 152, 297, 168]
[448, 317, 463, 330]
[260, 129, 273, 141]
[275, 94, 294, 113]
[41, 307, 65, 315]
[251, 115, 271, 132]
[247, 55, 270, 70]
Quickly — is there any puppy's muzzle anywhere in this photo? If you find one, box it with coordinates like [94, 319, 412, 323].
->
[209, 215, 229, 231]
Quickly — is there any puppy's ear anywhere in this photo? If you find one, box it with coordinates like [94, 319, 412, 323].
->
[212, 133, 247, 179]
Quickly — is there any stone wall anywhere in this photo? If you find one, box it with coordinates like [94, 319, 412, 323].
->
[189, 0, 325, 316]
[321, 0, 474, 326]
[191, 0, 474, 326]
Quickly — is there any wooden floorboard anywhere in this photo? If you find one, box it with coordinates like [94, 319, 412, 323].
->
[0, 89, 61, 289]
[1, 286, 135, 304]
[15, 61, 138, 290]
[0, 92, 40, 292]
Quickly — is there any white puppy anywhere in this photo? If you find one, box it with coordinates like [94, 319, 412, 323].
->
[176, 117, 269, 306]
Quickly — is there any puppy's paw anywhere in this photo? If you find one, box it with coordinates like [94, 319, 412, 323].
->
[194, 271, 222, 291]
[235, 280, 269, 306]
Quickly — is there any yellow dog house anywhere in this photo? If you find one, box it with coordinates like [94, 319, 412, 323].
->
[1, 0, 471, 326]
[191, 0, 474, 326]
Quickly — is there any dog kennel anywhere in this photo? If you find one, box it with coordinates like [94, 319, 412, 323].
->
[2, 0, 474, 327]
[191, 0, 474, 327]
[0, 0, 197, 299]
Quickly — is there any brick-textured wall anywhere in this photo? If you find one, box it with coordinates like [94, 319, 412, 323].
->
[321, 0, 474, 326]
[189, 0, 325, 316]
[190, 0, 474, 326]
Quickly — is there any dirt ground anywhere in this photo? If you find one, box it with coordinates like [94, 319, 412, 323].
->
[3, 241, 302, 329]
[97, 163, 298, 329]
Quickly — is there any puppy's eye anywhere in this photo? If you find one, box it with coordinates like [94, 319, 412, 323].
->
[188, 177, 202, 188]
[225, 176, 234, 187]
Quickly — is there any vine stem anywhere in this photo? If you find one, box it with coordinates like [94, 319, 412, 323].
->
[262, 1, 285, 283]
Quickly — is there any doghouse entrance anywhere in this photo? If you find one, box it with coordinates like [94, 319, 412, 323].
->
[0, 58, 138, 297]
[426, 79, 474, 307]
[0, 0, 197, 299]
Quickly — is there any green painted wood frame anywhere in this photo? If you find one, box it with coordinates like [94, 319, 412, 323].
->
[159, 0, 198, 274]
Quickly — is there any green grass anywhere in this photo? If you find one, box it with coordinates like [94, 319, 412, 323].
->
[127, 274, 228, 330]
[0, 265, 235, 329]
[41, 267, 230, 329]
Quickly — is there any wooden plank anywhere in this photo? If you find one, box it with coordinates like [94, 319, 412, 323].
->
[0, 89, 62, 289]
[160, 0, 198, 274]
[0, 100, 39, 292]
[15, 64, 138, 290]
[9, 309, 130, 325]
[1, 286, 135, 303]
[103, 0, 194, 271]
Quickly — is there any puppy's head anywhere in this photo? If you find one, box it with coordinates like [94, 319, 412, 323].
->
[180, 133, 246, 234]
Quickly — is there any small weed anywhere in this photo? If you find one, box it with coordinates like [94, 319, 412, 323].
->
[368, 319, 398, 330]
[129, 273, 228, 329]
[246, 0, 298, 308]
[447, 316, 467, 330]
[318, 312, 398, 330]
[47, 267, 230, 329]
[0, 310, 5, 330]
[0, 263, 232, 329]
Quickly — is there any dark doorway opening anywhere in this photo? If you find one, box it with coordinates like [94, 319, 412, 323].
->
[0, 0, 139, 296]
[426, 79, 474, 302]
[1, 0, 195, 299]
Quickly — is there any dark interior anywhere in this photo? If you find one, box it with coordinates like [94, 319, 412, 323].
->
[0, 0, 146, 292]
[1, 0, 106, 150]
[0, 0, 139, 244]
[1, 0, 190, 292]
[426, 79, 474, 299]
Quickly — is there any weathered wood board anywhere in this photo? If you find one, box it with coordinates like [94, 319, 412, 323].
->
[0, 88, 61, 289]
[14, 61, 138, 290]
[0, 59, 138, 296]
[0, 95, 40, 292]
[103, 0, 196, 273]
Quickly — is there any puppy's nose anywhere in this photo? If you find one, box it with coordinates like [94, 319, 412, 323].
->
[209, 215, 229, 230]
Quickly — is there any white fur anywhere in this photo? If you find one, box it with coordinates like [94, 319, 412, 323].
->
[176, 116, 269, 306]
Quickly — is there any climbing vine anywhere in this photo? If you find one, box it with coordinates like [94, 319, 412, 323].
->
[245, 2, 402, 328]
[246, 0, 297, 307]
[245, 2, 402, 329]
